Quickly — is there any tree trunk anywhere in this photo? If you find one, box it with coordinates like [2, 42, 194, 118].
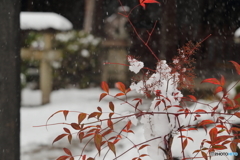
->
[0, 0, 21, 159]
[160, 0, 178, 61]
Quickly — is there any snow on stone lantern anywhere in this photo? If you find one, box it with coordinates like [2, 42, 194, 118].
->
[20, 12, 73, 104]
[102, 6, 130, 85]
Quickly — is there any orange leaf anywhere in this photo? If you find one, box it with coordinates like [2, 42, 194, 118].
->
[108, 142, 116, 156]
[94, 134, 102, 155]
[78, 113, 87, 124]
[139, 144, 150, 150]
[101, 81, 109, 93]
[209, 127, 217, 141]
[63, 148, 72, 156]
[230, 61, 240, 75]
[87, 158, 95, 160]
[99, 93, 107, 102]
[115, 82, 126, 93]
[52, 134, 68, 144]
[109, 102, 114, 112]
[201, 78, 221, 85]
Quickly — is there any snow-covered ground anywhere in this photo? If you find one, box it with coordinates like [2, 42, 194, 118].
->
[21, 87, 238, 160]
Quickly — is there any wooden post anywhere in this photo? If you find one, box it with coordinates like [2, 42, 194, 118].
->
[21, 33, 62, 105]
[84, 0, 95, 33]
[40, 33, 53, 105]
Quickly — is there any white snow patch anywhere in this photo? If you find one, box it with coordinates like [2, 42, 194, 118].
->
[20, 12, 73, 31]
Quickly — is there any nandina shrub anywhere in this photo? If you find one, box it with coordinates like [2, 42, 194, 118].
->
[39, 1, 240, 160]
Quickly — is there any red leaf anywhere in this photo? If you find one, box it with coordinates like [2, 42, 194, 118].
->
[63, 110, 69, 120]
[140, 154, 149, 157]
[139, 144, 150, 150]
[78, 132, 84, 142]
[109, 112, 114, 119]
[99, 93, 107, 102]
[198, 120, 215, 127]
[63, 148, 72, 156]
[188, 128, 198, 131]
[88, 112, 101, 119]
[102, 129, 112, 137]
[97, 107, 102, 113]
[109, 102, 114, 112]
[126, 120, 132, 130]
[212, 145, 227, 150]
[209, 127, 217, 141]
[188, 95, 197, 102]
[139, 0, 160, 9]
[230, 61, 240, 75]
[82, 155, 86, 160]
[114, 93, 125, 97]
[194, 109, 207, 113]
[78, 113, 87, 124]
[234, 112, 240, 118]
[71, 123, 81, 130]
[108, 142, 116, 156]
[101, 81, 109, 93]
[220, 75, 225, 86]
[182, 139, 188, 151]
[108, 119, 114, 130]
[201, 78, 221, 85]
[230, 142, 237, 152]
[56, 155, 69, 160]
[115, 82, 126, 93]
[215, 86, 223, 94]
[214, 136, 233, 144]
[201, 151, 208, 160]
[94, 134, 102, 155]
[63, 128, 70, 134]
[52, 134, 68, 144]
[87, 158, 95, 160]
[68, 134, 72, 144]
